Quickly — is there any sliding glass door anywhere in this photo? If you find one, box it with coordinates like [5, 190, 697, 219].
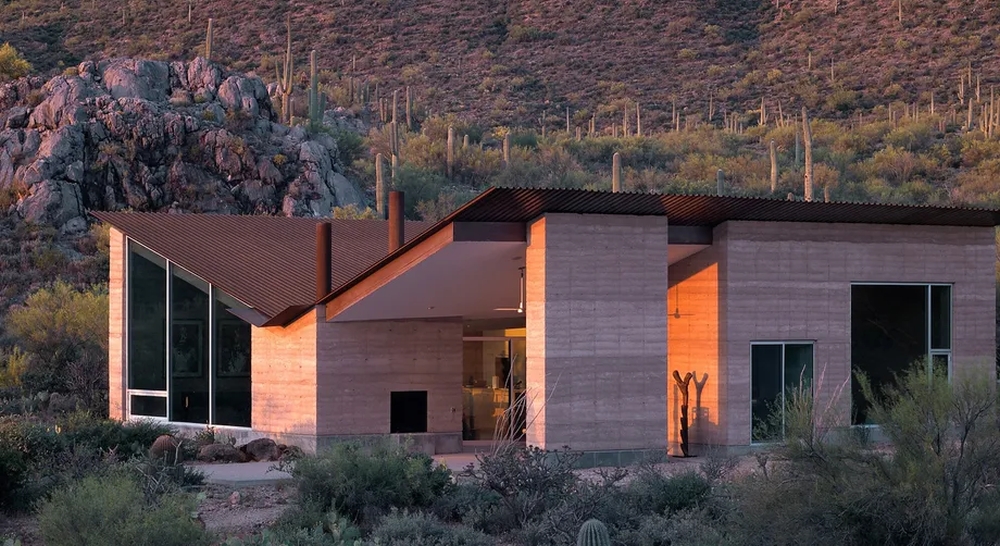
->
[461, 332, 526, 441]
[751, 342, 814, 443]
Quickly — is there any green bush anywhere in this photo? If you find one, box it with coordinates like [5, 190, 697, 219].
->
[371, 511, 496, 545]
[625, 470, 711, 515]
[0, 436, 28, 510]
[5, 282, 108, 409]
[292, 442, 452, 528]
[0, 43, 31, 81]
[465, 445, 582, 530]
[38, 475, 208, 546]
[223, 509, 361, 546]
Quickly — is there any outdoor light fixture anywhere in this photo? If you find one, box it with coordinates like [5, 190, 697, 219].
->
[494, 266, 525, 313]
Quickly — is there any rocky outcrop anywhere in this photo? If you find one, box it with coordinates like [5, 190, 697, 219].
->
[0, 57, 364, 231]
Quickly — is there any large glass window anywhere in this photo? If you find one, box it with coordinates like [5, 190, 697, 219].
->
[170, 266, 210, 424]
[751, 342, 814, 443]
[128, 244, 167, 417]
[851, 284, 952, 425]
[125, 240, 252, 426]
[214, 290, 252, 427]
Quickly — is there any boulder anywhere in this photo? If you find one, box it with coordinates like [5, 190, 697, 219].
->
[149, 434, 181, 463]
[238, 437, 281, 462]
[0, 56, 366, 228]
[197, 443, 248, 463]
[101, 59, 171, 102]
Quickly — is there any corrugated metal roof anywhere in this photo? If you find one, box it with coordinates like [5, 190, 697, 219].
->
[95, 189, 1000, 327]
[315, 188, 1000, 314]
[446, 188, 1000, 227]
[91, 212, 431, 322]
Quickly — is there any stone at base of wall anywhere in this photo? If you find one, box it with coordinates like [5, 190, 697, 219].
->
[314, 432, 463, 456]
[153, 423, 463, 456]
[566, 449, 668, 469]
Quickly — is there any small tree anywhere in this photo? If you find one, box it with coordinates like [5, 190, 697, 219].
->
[5, 282, 108, 409]
[0, 43, 31, 82]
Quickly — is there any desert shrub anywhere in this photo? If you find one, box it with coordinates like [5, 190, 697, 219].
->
[0, 434, 28, 510]
[371, 511, 496, 546]
[292, 441, 452, 527]
[57, 412, 172, 459]
[393, 165, 450, 218]
[431, 482, 502, 525]
[0, 43, 31, 81]
[464, 445, 582, 530]
[38, 475, 208, 546]
[327, 128, 366, 168]
[5, 282, 108, 408]
[224, 507, 361, 546]
[726, 364, 1000, 546]
[625, 469, 711, 516]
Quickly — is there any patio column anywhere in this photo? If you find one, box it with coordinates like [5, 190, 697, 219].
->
[525, 213, 669, 454]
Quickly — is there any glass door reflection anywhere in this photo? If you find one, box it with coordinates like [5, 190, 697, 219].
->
[462, 335, 526, 441]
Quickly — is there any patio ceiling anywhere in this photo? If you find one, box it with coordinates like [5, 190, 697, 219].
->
[325, 221, 709, 322]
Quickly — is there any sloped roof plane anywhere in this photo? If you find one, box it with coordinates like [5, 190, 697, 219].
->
[94, 188, 1000, 327]
[91, 211, 431, 325]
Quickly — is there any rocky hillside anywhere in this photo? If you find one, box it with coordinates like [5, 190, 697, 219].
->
[4, 0, 1000, 128]
[0, 57, 364, 234]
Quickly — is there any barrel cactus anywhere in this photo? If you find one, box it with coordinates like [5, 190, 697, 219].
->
[577, 518, 610, 546]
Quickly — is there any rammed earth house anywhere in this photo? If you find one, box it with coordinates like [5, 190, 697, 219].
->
[94, 188, 1000, 462]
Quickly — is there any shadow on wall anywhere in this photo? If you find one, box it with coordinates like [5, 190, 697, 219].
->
[670, 371, 718, 457]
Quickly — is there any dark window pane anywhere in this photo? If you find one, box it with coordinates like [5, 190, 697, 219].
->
[391, 391, 428, 433]
[128, 244, 166, 391]
[932, 354, 950, 377]
[784, 344, 814, 392]
[170, 266, 209, 424]
[214, 291, 252, 427]
[931, 285, 952, 350]
[130, 395, 167, 417]
[751, 345, 783, 442]
[851, 285, 927, 424]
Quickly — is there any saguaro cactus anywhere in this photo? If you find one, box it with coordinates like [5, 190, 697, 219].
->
[276, 15, 294, 125]
[205, 18, 214, 60]
[802, 107, 814, 201]
[375, 153, 386, 219]
[577, 519, 611, 546]
[612, 152, 621, 192]
[308, 50, 325, 130]
[769, 139, 778, 194]
[636, 102, 642, 137]
[446, 126, 455, 179]
[405, 86, 413, 130]
[717, 169, 725, 195]
[502, 133, 511, 168]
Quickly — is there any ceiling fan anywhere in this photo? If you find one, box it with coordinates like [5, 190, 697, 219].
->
[494, 266, 526, 313]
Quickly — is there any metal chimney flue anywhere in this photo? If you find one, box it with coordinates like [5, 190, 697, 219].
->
[388, 190, 405, 252]
[316, 222, 332, 300]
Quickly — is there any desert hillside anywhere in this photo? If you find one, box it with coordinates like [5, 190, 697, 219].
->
[4, 0, 1000, 128]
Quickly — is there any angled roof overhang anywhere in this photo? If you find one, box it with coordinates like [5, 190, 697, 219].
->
[94, 188, 1000, 328]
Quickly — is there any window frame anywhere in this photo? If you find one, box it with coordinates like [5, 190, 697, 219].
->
[848, 282, 954, 381]
[749, 340, 815, 445]
[124, 238, 253, 428]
